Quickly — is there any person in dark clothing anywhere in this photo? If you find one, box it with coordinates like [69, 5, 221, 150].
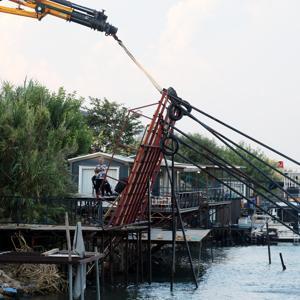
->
[92, 168, 104, 199]
[104, 180, 113, 195]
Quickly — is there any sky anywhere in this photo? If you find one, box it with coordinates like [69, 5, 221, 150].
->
[1, 0, 300, 169]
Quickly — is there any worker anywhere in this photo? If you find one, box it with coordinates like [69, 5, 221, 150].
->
[92, 168, 101, 199]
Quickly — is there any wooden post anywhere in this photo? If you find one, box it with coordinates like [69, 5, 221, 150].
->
[139, 231, 143, 282]
[94, 247, 100, 300]
[100, 234, 104, 295]
[80, 263, 85, 300]
[210, 234, 214, 263]
[65, 213, 73, 300]
[197, 241, 202, 277]
[125, 234, 129, 286]
[109, 234, 114, 284]
[136, 232, 140, 285]
[279, 253, 286, 271]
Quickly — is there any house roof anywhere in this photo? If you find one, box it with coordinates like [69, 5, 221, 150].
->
[68, 151, 134, 165]
[68, 151, 244, 172]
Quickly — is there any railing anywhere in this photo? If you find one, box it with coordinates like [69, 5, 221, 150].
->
[151, 190, 204, 212]
[0, 187, 243, 225]
[0, 196, 103, 226]
[152, 186, 243, 212]
[204, 187, 244, 202]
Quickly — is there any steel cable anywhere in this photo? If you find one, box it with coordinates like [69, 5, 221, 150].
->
[183, 109, 300, 188]
[174, 149, 300, 236]
[113, 35, 163, 94]
[173, 113, 300, 200]
[172, 125, 300, 214]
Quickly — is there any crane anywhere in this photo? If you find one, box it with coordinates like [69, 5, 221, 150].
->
[0, 0, 117, 36]
[0, 0, 188, 227]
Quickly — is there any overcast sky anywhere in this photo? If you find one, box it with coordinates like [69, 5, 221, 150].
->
[1, 0, 300, 169]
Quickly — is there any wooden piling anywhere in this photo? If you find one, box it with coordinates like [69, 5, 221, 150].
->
[279, 253, 286, 271]
[125, 234, 129, 285]
[136, 232, 140, 284]
[94, 247, 100, 300]
[139, 231, 143, 282]
[109, 234, 114, 284]
[65, 213, 73, 300]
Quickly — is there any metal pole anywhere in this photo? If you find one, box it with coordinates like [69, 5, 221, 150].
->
[171, 154, 176, 291]
[147, 178, 152, 284]
[163, 154, 198, 289]
[175, 190, 198, 288]
[266, 222, 271, 264]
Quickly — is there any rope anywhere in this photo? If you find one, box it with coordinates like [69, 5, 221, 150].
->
[113, 35, 163, 94]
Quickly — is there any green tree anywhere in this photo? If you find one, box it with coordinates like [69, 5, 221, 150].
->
[176, 133, 223, 165]
[86, 97, 144, 155]
[0, 80, 92, 198]
[222, 142, 278, 185]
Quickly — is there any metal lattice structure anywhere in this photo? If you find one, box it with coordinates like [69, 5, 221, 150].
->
[109, 90, 173, 226]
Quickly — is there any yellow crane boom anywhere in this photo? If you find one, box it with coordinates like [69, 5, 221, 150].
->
[0, 0, 118, 36]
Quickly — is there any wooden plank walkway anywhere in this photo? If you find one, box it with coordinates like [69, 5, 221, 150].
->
[0, 223, 148, 233]
[140, 228, 211, 243]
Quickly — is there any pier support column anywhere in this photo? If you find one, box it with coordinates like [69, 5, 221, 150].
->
[68, 265, 73, 300]
[94, 247, 100, 300]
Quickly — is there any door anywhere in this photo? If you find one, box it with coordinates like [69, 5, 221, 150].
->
[79, 166, 120, 196]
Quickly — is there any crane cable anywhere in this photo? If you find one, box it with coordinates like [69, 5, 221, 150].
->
[113, 35, 163, 94]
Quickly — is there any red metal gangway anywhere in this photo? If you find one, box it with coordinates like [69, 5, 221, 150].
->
[109, 90, 173, 226]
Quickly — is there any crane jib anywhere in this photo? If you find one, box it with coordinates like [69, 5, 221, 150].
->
[0, 0, 118, 36]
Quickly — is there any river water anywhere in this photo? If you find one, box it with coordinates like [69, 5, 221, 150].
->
[22, 244, 300, 300]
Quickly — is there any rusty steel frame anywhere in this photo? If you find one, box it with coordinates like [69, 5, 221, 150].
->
[109, 90, 172, 226]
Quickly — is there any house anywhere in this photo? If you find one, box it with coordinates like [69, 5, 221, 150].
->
[68, 151, 247, 226]
[68, 151, 246, 199]
[68, 151, 187, 197]
[283, 170, 300, 199]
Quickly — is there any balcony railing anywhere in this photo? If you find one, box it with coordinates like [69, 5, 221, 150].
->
[0, 196, 103, 226]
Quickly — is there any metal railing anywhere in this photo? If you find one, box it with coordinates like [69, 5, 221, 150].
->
[151, 190, 204, 212]
[152, 186, 243, 211]
[0, 196, 103, 226]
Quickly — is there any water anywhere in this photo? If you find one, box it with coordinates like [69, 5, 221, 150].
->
[22, 244, 300, 300]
